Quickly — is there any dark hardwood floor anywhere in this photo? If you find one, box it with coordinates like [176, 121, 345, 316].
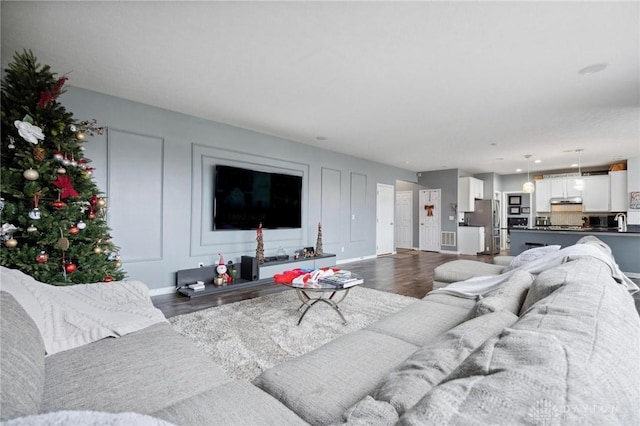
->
[152, 249, 496, 318]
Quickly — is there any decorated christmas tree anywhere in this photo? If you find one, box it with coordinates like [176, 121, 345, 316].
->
[256, 222, 265, 264]
[0, 50, 125, 285]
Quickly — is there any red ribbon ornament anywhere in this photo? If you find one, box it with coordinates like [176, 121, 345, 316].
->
[52, 175, 79, 199]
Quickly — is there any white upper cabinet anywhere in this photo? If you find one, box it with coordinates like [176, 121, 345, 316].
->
[610, 171, 628, 211]
[550, 177, 582, 198]
[458, 177, 484, 212]
[582, 175, 610, 212]
[535, 179, 551, 212]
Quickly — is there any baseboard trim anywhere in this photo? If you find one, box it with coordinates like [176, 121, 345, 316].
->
[337, 254, 377, 265]
[149, 286, 177, 297]
[439, 249, 459, 255]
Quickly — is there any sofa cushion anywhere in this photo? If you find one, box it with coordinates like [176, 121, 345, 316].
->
[0, 292, 46, 421]
[373, 310, 518, 416]
[253, 330, 418, 425]
[153, 381, 307, 426]
[339, 395, 398, 426]
[42, 323, 231, 414]
[502, 244, 561, 272]
[399, 259, 640, 425]
[433, 260, 504, 284]
[421, 292, 478, 310]
[366, 300, 474, 346]
[492, 255, 514, 266]
[471, 270, 534, 317]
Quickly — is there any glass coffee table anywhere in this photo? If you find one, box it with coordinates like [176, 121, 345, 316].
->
[278, 273, 363, 325]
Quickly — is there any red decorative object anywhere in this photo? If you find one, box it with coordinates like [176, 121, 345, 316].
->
[51, 200, 66, 210]
[103, 276, 114, 282]
[64, 263, 77, 273]
[38, 76, 68, 108]
[52, 174, 79, 199]
[69, 225, 80, 235]
[36, 251, 49, 263]
[90, 195, 98, 206]
[424, 204, 434, 217]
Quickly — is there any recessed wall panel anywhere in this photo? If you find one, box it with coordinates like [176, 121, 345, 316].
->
[350, 172, 367, 242]
[321, 168, 341, 244]
[108, 129, 163, 262]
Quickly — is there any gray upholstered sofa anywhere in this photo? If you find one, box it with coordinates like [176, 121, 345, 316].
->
[2, 236, 639, 425]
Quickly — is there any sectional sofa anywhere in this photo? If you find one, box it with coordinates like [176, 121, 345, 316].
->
[1, 236, 638, 425]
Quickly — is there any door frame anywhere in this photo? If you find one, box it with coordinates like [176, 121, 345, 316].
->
[376, 183, 396, 255]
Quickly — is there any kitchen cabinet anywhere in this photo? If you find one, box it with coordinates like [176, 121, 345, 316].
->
[458, 177, 484, 212]
[550, 177, 582, 198]
[610, 171, 628, 211]
[458, 226, 485, 255]
[535, 180, 552, 212]
[582, 175, 610, 212]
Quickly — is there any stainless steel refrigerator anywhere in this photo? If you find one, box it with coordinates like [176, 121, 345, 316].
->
[465, 199, 500, 255]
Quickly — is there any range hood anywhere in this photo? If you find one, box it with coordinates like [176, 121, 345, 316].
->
[550, 196, 583, 205]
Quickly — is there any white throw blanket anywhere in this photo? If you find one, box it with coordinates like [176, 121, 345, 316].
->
[431, 244, 640, 299]
[1, 267, 167, 355]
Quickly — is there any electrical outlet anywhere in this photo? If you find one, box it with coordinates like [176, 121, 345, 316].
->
[198, 262, 205, 268]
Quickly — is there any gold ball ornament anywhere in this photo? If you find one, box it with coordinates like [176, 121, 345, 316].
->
[5, 238, 18, 248]
[115, 260, 123, 268]
[76, 131, 85, 141]
[93, 246, 102, 254]
[23, 168, 39, 181]
[57, 168, 67, 175]
[27, 225, 38, 233]
[97, 198, 106, 208]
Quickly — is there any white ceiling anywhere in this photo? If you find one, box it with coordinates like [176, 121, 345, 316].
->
[2, 1, 639, 175]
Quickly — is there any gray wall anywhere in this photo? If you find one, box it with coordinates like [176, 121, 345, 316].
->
[60, 87, 416, 290]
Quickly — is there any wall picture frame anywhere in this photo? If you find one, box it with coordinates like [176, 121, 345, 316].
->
[509, 206, 521, 215]
[521, 207, 530, 214]
[508, 195, 521, 206]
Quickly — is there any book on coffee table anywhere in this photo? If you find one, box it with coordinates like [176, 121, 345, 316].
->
[318, 275, 363, 288]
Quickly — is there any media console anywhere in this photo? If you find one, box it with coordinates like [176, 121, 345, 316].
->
[176, 253, 336, 298]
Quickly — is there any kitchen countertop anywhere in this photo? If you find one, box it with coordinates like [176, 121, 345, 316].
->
[512, 225, 640, 234]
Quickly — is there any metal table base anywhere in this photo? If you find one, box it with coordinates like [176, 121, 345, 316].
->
[294, 288, 350, 325]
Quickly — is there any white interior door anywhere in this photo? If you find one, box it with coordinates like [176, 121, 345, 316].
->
[376, 183, 395, 255]
[395, 191, 413, 249]
[419, 189, 441, 252]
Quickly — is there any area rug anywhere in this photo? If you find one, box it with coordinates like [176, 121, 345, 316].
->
[169, 286, 416, 381]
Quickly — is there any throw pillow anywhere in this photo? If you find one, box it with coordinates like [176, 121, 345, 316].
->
[471, 270, 534, 317]
[503, 245, 561, 272]
[372, 310, 518, 415]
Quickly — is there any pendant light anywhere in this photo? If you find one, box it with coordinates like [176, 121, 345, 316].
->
[573, 149, 585, 191]
[522, 155, 534, 193]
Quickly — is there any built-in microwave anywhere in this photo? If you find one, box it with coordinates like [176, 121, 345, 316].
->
[507, 217, 528, 229]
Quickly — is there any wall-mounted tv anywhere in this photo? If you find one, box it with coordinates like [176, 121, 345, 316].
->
[213, 165, 302, 230]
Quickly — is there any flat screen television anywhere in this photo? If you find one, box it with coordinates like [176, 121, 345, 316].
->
[213, 165, 302, 230]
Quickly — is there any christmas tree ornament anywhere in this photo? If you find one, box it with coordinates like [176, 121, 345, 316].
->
[26, 225, 38, 233]
[93, 246, 102, 254]
[33, 146, 46, 161]
[69, 225, 80, 235]
[8, 135, 16, 149]
[0, 198, 4, 213]
[36, 251, 49, 263]
[14, 119, 45, 144]
[23, 168, 39, 181]
[5, 238, 18, 248]
[76, 131, 85, 141]
[52, 174, 79, 199]
[51, 199, 66, 210]
[69, 124, 77, 132]
[56, 167, 66, 174]
[77, 159, 87, 169]
[77, 220, 86, 230]
[64, 262, 77, 273]
[61, 156, 71, 166]
[103, 276, 114, 282]
[28, 208, 41, 220]
[90, 195, 98, 206]
[97, 198, 106, 208]
[115, 260, 123, 268]
[69, 156, 77, 167]
[54, 150, 64, 160]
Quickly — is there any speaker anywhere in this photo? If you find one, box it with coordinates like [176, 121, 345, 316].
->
[241, 256, 259, 281]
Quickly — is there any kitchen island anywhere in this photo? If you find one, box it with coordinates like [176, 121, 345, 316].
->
[509, 226, 640, 277]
